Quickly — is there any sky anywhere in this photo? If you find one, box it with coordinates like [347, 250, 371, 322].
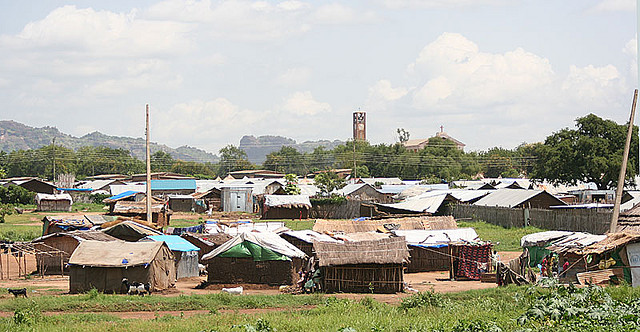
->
[0, 0, 637, 157]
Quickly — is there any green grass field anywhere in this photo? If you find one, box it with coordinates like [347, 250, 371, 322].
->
[457, 220, 545, 252]
[1, 285, 639, 331]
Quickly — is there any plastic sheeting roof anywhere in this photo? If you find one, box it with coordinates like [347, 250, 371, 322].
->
[151, 179, 196, 190]
[282, 230, 342, 244]
[201, 232, 306, 261]
[69, 240, 166, 267]
[35, 193, 73, 204]
[393, 228, 478, 247]
[520, 231, 575, 247]
[105, 190, 141, 202]
[144, 235, 200, 252]
[264, 195, 311, 208]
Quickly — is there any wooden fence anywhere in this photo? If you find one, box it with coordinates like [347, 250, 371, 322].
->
[452, 204, 612, 234]
[310, 200, 362, 219]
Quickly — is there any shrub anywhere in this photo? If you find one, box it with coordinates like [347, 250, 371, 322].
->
[400, 290, 448, 311]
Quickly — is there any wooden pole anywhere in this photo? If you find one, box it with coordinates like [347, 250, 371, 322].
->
[610, 89, 638, 233]
[146, 104, 153, 223]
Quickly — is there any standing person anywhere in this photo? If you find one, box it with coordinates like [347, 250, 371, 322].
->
[541, 257, 548, 277]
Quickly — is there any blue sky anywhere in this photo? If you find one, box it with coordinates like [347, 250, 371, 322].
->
[0, 0, 637, 156]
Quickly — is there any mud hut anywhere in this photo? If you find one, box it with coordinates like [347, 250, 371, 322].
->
[313, 237, 409, 293]
[32, 231, 120, 274]
[201, 232, 306, 285]
[142, 235, 200, 279]
[68, 240, 176, 294]
[110, 197, 172, 227]
[261, 195, 311, 219]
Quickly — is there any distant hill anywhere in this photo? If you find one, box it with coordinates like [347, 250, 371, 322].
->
[0, 120, 219, 163]
[239, 135, 345, 163]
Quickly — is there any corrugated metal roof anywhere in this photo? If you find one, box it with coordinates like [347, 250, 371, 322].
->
[473, 189, 555, 208]
[151, 179, 196, 190]
[78, 180, 117, 190]
[377, 193, 449, 213]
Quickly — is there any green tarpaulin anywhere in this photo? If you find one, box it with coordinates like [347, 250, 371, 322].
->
[219, 241, 290, 261]
[527, 245, 552, 267]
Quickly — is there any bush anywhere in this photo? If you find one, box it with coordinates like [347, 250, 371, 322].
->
[400, 290, 448, 311]
[0, 185, 34, 205]
[91, 193, 110, 204]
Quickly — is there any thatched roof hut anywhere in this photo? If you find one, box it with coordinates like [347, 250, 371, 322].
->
[615, 202, 640, 233]
[313, 237, 409, 293]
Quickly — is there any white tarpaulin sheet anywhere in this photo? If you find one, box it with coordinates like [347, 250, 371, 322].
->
[35, 193, 73, 204]
[520, 231, 574, 247]
[393, 228, 478, 247]
[283, 230, 342, 244]
[201, 231, 306, 261]
[264, 195, 311, 207]
[378, 193, 447, 213]
[627, 242, 640, 287]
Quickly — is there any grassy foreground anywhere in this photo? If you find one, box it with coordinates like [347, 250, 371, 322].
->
[2, 285, 640, 331]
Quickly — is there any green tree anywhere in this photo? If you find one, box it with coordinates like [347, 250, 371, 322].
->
[397, 128, 410, 143]
[314, 172, 346, 196]
[218, 145, 254, 175]
[283, 174, 301, 195]
[151, 151, 175, 172]
[531, 113, 639, 189]
[263, 146, 307, 175]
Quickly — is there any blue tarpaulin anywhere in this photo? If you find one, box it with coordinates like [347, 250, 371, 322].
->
[170, 224, 204, 235]
[106, 190, 141, 201]
[145, 235, 200, 252]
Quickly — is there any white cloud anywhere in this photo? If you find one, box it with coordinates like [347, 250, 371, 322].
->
[153, 98, 268, 150]
[562, 64, 626, 109]
[624, 37, 637, 79]
[276, 67, 312, 87]
[281, 91, 331, 115]
[369, 80, 409, 102]
[589, 0, 635, 12]
[408, 32, 555, 110]
[379, 0, 508, 10]
[313, 4, 378, 25]
[1, 5, 192, 57]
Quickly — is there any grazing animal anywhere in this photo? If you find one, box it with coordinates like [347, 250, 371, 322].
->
[7, 288, 27, 298]
[121, 278, 151, 296]
[221, 286, 243, 295]
[198, 264, 207, 276]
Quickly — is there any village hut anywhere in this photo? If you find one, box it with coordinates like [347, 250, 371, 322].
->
[615, 202, 640, 232]
[520, 231, 575, 267]
[167, 194, 195, 212]
[141, 235, 200, 279]
[313, 237, 409, 293]
[68, 240, 176, 294]
[110, 197, 172, 227]
[280, 230, 342, 256]
[35, 193, 73, 212]
[261, 195, 312, 219]
[181, 232, 232, 260]
[201, 232, 306, 285]
[312, 216, 456, 234]
[546, 232, 622, 283]
[192, 188, 221, 212]
[31, 231, 120, 274]
[393, 228, 479, 273]
[103, 220, 162, 242]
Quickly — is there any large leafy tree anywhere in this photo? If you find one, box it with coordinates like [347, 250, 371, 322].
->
[263, 146, 307, 175]
[532, 113, 639, 190]
[217, 145, 254, 175]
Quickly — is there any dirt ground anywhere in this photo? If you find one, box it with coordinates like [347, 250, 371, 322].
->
[0, 251, 522, 303]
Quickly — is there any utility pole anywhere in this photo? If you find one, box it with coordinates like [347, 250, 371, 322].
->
[52, 137, 56, 183]
[610, 89, 638, 233]
[146, 105, 152, 223]
[353, 139, 357, 179]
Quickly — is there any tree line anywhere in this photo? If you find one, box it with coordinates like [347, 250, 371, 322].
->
[0, 114, 637, 190]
